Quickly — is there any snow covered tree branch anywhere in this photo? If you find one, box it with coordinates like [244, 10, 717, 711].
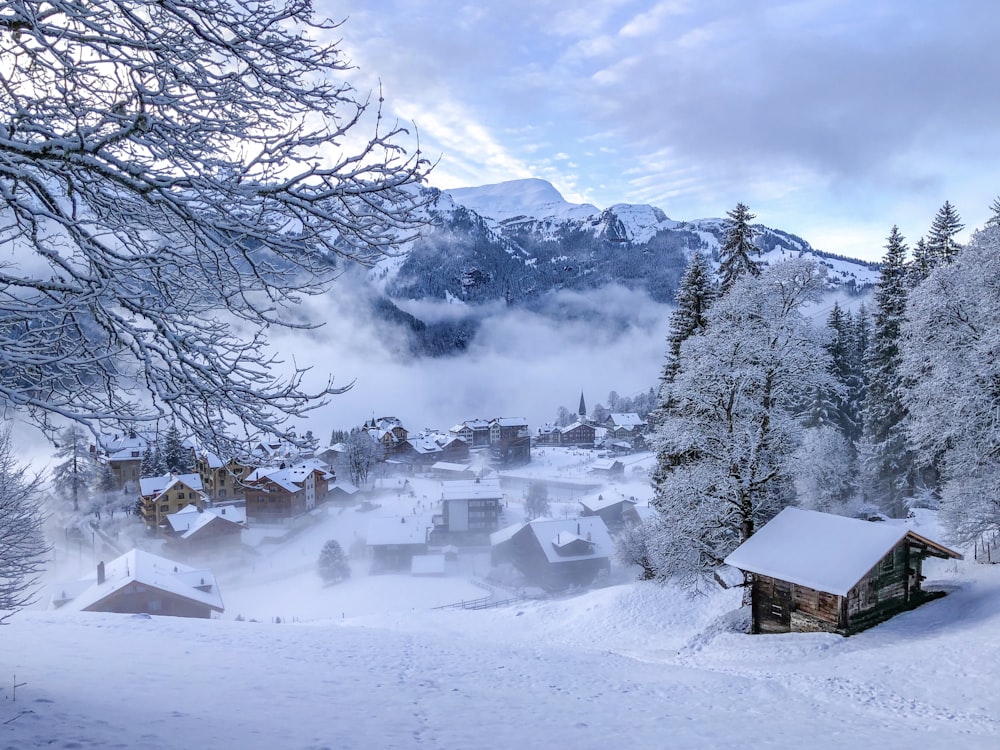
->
[0, 426, 47, 622]
[0, 0, 430, 452]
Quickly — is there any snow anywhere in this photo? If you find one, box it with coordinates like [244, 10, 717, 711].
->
[724, 507, 961, 596]
[445, 178, 600, 226]
[6, 452, 1000, 749]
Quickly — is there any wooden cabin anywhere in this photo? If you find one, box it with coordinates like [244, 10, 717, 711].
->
[490, 517, 613, 591]
[724, 507, 962, 635]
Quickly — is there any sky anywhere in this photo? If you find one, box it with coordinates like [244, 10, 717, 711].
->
[320, 0, 1000, 262]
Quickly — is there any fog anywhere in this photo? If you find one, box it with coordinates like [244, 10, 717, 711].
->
[273, 282, 672, 437]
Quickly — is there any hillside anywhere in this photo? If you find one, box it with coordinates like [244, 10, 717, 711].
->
[4, 451, 999, 749]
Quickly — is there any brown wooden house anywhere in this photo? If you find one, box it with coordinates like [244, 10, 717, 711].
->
[724, 507, 962, 635]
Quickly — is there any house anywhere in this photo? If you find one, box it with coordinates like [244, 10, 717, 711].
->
[434, 477, 504, 540]
[327, 480, 360, 503]
[363, 416, 409, 456]
[589, 458, 625, 478]
[404, 431, 470, 466]
[490, 517, 613, 591]
[164, 504, 245, 555]
[195, 449, 253, 503]
[558, 421, 596, 448]
[51, 549, 224, 619]
[366, 516, 430, 573]
[241, 460, 333, 521]
[430, 462, 476, 480]
[579, 493, 636, 533]
[450, 419, 492, 448]
[138, 472, 210, 527]
[724, 507, 963, 635]
[100, 431, 148, 493]
[603, 413, 648, 446]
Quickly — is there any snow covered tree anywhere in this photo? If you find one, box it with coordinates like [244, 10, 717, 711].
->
[926, 201, 964, 265]
[718, 203, 761, 293]
[337, 429, 384, 487]
[900, 225, 1000, 546]
[791, 426, 855, 513]
[141, 443, 165, 478]
[0, 427, 47, 623]
[661, 251, 717, 382]
[524, 481, 550, 519]
[317, 540, 351, 583]
[0, 0, 428, 453]
[860, 227, 914, 517]
[162, 425, 192, 475]
[649, 259, 834, 586]
[51, 425, 97, 512]
[908, 238, 934, 284]
[987, 196, 1000, 228]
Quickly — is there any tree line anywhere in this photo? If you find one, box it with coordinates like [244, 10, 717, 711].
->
[630, 200, 998, 586]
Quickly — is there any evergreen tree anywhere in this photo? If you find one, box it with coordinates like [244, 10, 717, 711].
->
[926, 201, 964, 264]
[649, 260, 834, 587]
[909, 237, 934, 283]
[662, 251, 717, 382]
[317, 540, 351, 583]
[51, 426, 97, 512]
[987, 196, 1000, 228]
[524, 481, 550, 519]
[718, 202, 760, 293]
[860, 226, 914, 517]
[826, 303, 862, 447]
[162, 424, 192, 474]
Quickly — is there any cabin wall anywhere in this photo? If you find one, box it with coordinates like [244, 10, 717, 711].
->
[844, 541, 917, 633]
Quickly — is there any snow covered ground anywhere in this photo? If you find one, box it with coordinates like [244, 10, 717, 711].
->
[3, 451, 999, 749]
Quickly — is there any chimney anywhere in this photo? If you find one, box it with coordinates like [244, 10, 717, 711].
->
[97, 561, 105, 585]
[576, 522, 580, 535]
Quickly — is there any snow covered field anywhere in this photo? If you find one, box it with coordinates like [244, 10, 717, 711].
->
[3, 450, 999, 749]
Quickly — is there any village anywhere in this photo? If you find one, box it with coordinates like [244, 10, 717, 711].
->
[46, 401, 660, 622]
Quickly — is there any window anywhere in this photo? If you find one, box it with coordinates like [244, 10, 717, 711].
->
[770, 603, 783, 617]
[160, 504, 169, 513]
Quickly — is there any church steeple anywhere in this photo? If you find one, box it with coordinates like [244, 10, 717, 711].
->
[578, 391, 587, 420]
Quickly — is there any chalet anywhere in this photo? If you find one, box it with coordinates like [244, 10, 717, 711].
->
[164, 504, 245, 555]
[603, 413, 647, 443]
[589, 458, 625, 478]
[434, 477, 504, 540]
[724, 507, 963, 636]
[579, 493, 636, 533]
[535, 423, 562, 447]
[242, 460, 332, 521]
[404, 431, 470, 466]
[327, 480, 360, 503]
[138, 472, 210, 527]
[450, 419, 492, 448]
[430, 462, 476, 480]
[51, 549, 224, 619]
[195, 450, 252, 502]
[363, 416, 409, 456]
[367, 516, 430, 573]
[558, 421, 596, 448]
[100, 431, 148, 493]
[490, 517, 613, 591]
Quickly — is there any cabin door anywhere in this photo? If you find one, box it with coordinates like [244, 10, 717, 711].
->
[771, 580, 792, 631]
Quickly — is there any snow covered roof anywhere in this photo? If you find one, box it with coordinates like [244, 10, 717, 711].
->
[492, 417, 528, 428]
[590, 459, 624, 473]
[165, 505, 245, 538]
[55, 549, 224, 614]
[523, 517, 613, 564]
[607, 413, 645, 428]
[431, 462, 472, 473]
[724, 507, 961, 596]
[579, 494, 635, 513]
[441, 478, 503, 501]
[139, 472, 204, 498]
[366, 517, 430, 546]
[490, 520, 523, 547]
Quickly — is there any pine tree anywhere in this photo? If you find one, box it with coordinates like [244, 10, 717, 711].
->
[718, 202, 760, 293]
[826, 303, 861, 446]
[861, 226, 914, 517]
[317, 540, 351, 583]
[909, 237, 934, 283]
[926, 201, 964, 264]
[162, 424, 192, 474]
[662, 251, 717, 382]
[987, 196, 1000, 228]
[51, 426, 97, 512]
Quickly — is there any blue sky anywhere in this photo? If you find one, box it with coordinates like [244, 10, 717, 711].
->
[322, 1, 1000, 262]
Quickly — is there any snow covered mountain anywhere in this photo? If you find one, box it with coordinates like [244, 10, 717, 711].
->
[360, 179, 879, 356]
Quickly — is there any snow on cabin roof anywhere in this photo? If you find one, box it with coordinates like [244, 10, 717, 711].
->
[56, 549, 224, 613]
[492, 417, 528, 427]
[579, 494, 635, 513]
[490, 520, 523, 547]
[525, 517, 613, 564]
[165, 505, 245, 538]
[724, 507, 961, 596]
[139, 472, 204, 498]
[431, 462, 472, 473]
[607, 413, 645, 428]
[366, 517, 430, 547]
[441, 478, 503, 501]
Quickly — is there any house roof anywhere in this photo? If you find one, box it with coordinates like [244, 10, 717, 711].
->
[165, 505, 245, 538]
[366, 516, 430, 546]
[607, 413, 645, 428]
[590, 459, 624, 472]
[431, 462, 472, 473]
[579, 494, 635, 513]
[54, 548, 224, 613]
[724, 507, 962, 596]
[139, 473, 204, 499]
[521, 517, 613, 565]
[441, 478, 503, 501]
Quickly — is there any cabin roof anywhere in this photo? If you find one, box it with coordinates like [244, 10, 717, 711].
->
[724, 507, 962, 596]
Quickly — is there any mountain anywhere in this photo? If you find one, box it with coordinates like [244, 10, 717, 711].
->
[361, 179, 879, 356]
